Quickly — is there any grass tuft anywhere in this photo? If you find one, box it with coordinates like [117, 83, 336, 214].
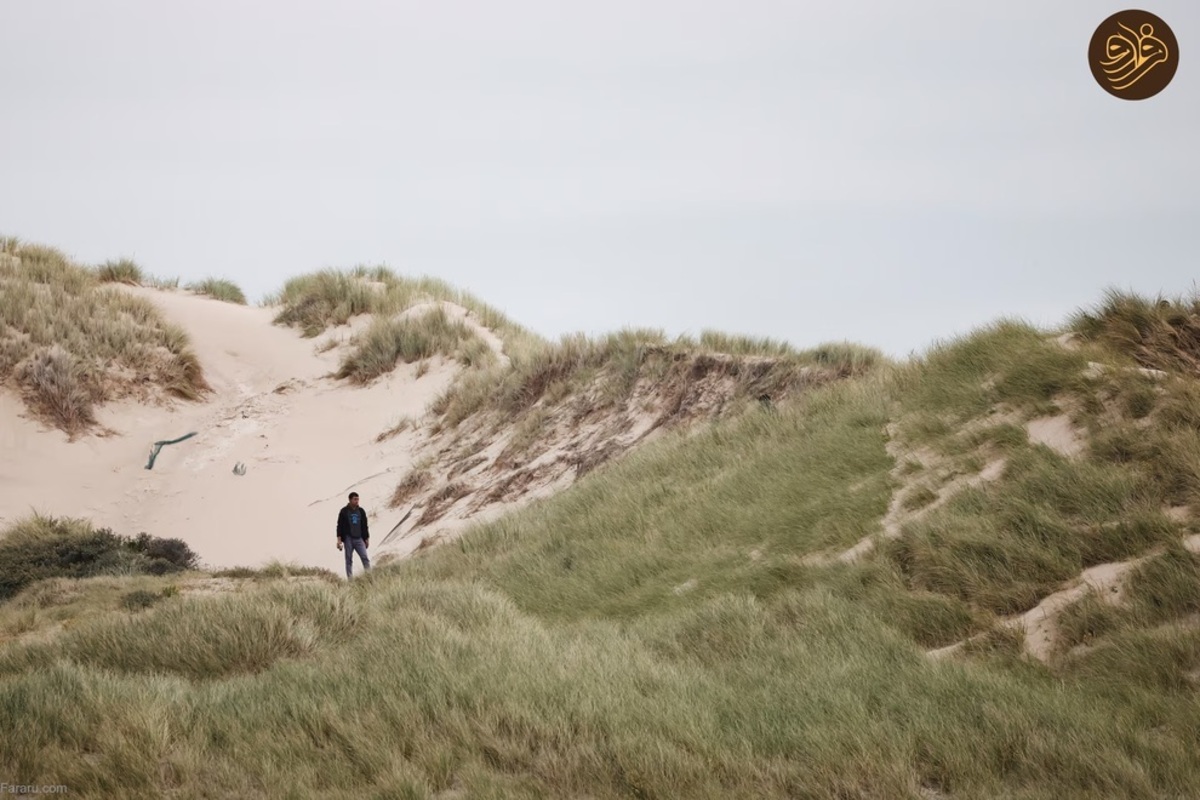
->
[95, 258, 144, 285]
[335, 306, 488, 384]
[1071, 287, 1200, 376]
[186, 277, 247, 304]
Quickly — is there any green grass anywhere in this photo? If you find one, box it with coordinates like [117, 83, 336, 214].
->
[902, 485, 938, 511]
[0, 573, 195, 647]
[886, 449, 1178, 616]
[1124, 545, 1200, 623]
[5, 294, 1200, 797]
[186, 277, 247, 304]
[893, 319, 1090, 434]
[874, 318, 1200, 620]
[0, 237, 209, 434]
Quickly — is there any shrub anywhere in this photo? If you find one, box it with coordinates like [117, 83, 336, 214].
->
[0, 516, 203, 600]
[0, 517, 126, 600]
[129, 532, 200, 572]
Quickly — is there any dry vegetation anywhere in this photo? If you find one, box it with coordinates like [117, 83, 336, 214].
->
[266, 265, 544, 359]
[186, 277, 247, 305]
[334, 305, 493, 384]
[429, 330, 881, 430]
[1070, 287, 1200, 376]
[0, 238, 210, 435]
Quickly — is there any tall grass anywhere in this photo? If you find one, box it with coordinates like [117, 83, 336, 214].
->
[186, 277, 247, 305]
[885, 451, 1176, 615]
[1070, 287, 1200, 375]
[267, 265, 545, 360]
[4, 291, 1200, 797]
[334, 306, 491, 384]
[883, 319, 1200, 616]
[3, 365, 1199, 795]
[95, 258, 144, 285]
[430, 328, 886, 430]
[0, 239, 210, 434]
[1055, 544, 1200, 691]
[269, 267, 884, 430]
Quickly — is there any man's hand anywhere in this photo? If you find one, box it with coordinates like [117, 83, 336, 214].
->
[363, 540, 369, 549]
[336, 540, 343, 551]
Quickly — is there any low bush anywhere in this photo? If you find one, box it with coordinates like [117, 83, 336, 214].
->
[0, 515, 203, 601]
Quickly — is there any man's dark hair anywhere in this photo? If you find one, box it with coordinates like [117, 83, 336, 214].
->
[349, 492, 358, 500]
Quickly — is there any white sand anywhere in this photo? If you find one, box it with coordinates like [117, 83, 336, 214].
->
[1, 287, 459, 574]
[1025, 414, 1085, 459]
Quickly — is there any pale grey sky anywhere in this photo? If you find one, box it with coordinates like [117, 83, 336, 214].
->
[2, 1, 1197, 358]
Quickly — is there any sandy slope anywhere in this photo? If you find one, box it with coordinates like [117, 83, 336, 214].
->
[2, 286, 841, 576]
[0, 287, 460, 574]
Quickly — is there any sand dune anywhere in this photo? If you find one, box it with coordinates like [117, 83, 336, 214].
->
[2, 284, 844, 576]
[1, 287, 462, 574]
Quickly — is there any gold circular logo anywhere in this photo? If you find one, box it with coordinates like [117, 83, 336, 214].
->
[1089, 10, 1179, 99]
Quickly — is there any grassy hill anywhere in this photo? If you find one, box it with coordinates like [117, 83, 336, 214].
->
[0, 239, 210, 435]
[2, 261, 1199, 797]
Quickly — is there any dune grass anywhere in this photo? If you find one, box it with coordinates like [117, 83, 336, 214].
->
[268, 267, 883, 417]
[266, 265, 545, 358]
[0, 239, 209, 434]
[1070, 287, 1200, 376]
[145, 274, 181, 290]
[95, 258, 144, 285]
[94, 257, 183, 292]
[186, 277, 247, 305]
[886, 448, 1178, 615]
[0, 570, 217, 645]
[881, 318, 1200, 621]
[210, 563, 341, 581]
[266, 266, 885, 440]
[429, 327, 886, 430]
[334, 305, 493, 384]
[3, 293, 1200, 797]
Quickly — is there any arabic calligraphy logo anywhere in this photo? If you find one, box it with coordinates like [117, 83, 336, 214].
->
[1089, 10, 1179, 99]
[1102, 21, 1168, 89]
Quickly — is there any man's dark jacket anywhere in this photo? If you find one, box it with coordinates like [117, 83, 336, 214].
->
[336, 505, 370, 542]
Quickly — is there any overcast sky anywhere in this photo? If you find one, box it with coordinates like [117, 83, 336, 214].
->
[2, 1, 1198, 358]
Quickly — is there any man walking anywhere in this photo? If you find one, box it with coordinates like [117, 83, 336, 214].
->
[336, 491, 370, 578]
